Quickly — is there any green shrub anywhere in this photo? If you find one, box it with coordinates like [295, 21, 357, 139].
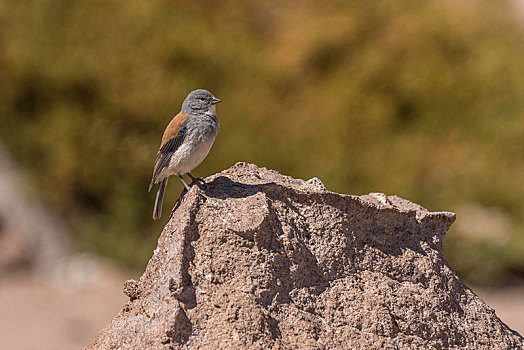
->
[1, 0, 523, 284]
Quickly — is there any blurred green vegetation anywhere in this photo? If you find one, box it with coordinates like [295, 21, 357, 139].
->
[1, 0, 523, 286]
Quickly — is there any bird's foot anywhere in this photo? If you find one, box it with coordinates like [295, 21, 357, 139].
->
[188, 173, 206, 188]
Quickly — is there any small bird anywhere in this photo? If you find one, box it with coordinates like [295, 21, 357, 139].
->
[149, 89, 221, 220]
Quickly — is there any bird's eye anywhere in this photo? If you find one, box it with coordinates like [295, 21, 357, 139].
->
[200, 98, 206, 102]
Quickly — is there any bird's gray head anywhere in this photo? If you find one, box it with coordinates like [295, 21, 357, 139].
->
[181, 89, 222, 115]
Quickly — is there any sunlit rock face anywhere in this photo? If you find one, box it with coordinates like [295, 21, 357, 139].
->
[88, 163, 523, 349]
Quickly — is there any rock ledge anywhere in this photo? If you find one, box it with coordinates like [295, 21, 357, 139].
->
[88, 162, 523, 349]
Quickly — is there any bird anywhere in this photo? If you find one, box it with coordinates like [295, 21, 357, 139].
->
[149, 89, 221, 220]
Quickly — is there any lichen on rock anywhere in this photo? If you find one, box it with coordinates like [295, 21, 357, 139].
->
[87, 162, 523, 349]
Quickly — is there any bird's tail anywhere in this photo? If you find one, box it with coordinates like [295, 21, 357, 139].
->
[153, 178, 168, 220]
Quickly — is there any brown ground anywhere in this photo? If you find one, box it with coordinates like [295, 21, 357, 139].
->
[0, 265, 129, 350]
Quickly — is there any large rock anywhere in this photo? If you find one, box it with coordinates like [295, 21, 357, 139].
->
[87, 163, 523, 349]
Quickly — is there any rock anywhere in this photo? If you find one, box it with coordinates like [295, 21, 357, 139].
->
[87, 162, 523, 349]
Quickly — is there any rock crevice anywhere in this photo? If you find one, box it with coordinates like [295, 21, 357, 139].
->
[88, 162, 523, 349]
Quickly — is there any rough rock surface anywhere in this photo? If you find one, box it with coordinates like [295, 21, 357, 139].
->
[88, 163, 523, 349]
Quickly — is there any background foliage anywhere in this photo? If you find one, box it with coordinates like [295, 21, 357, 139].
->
[1, 0, 523, 285]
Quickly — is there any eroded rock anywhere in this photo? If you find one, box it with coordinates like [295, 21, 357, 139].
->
[87, 163, 523, 349]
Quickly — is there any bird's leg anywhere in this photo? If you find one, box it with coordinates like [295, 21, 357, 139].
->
[178, 175, 191, 191]
[188, 173, 206, 186]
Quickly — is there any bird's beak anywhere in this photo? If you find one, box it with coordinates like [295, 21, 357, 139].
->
[212, 97, 222, 104]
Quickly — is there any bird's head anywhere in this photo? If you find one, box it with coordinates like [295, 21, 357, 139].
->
[182, 89, 222, 114]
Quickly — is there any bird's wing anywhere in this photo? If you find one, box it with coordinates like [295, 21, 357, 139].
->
[149, 113, 190, 190]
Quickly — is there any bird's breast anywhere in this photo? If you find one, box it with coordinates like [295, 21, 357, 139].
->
[167, 114, 219, 174]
